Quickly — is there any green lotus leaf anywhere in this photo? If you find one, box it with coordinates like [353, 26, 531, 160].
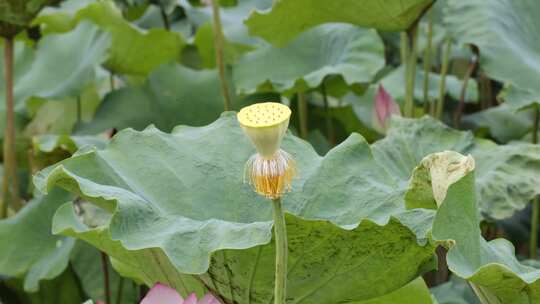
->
[499, 85, 540, 113]
[0, 188, 75, 292]
[430, 276, 479, 304]
[244, 0, 434, 46]
[372, 116, 540, 220]
[444, 0, 540, 109]
[0, 21, 110, 138]
[0, 0, 59, 37]
[461, 103, 534, 143]
[70, 240, 139, 303]
[15, 21, 111, 102]
[34, 0, 184, 75]
[33, 135, 107, 155]
[193, 22, 255, 69]
[178, 0, 272, 45]
[3, 268, 85, 303]
[37, 113, 438, 302]
[23, 84, 103, 137]
[412, 152, 540, 303]
[76, 63, 232, 134]
[233, 24, 385, 95]
[353, 277, 433, 304]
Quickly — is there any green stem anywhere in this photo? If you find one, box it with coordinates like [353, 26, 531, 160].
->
[400, 32, 409, 66]
[435, 37, 453, 119]
[272, 198, 287, 304]
[115, 277, 124, 304]
[321, 80, 335, 145]
[76, 96, 82, 125]
[101, 252, 111, 304]
[530, 106, 539, 259]
[297, 93, 308, 139]
[2, 37, 20, 218]
[480, 73, 493, 110]
[422, 10, 434, 114]
[531, 198, 539, 259]
[404, 23, 419, 117]
[109, 72, 115, 91]
[210, 0, 232, 111]
[453, 55, 477, 128]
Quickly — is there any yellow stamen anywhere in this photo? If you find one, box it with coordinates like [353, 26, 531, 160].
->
[244, 150, 296, 199]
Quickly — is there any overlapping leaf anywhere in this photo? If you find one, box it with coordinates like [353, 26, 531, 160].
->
[0, 188, 75, 292]
[70, 240, 139, 303]
[36, 113, 438, 303]
[76, 63, 230, 134]
[178, 0, 272, 45]
[373, 117, 540, 220]
[35, 0, 184, 75]
[245, 0, 434, 46]
[0, 21, 110, 137]
[445, 0, 540, 110]
[0, 0, 58, 36]
[409, 152, 540, 303]
[462, 103, 534, 143]
[233, 24, 385, 95]
[354, 277, 433, 304]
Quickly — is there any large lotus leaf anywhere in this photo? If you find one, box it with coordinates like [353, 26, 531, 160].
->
[413, 154, 540, 303]
[233, 24, 385, 95]
[444, 0, 540, 109]
[0, 0, 58, 36]
[70, 240, 139, 303]
[0, 21, 110, 134]
[0, 0, 58, 26]
[76, 63, 232, 134]
[34, 135, 107, 155]
[52, 202, 206, 297]
[36, 113, 438, 302]
[34, 0, 184, 75]
[461, 103, 534, 143]
[379, 65, 478, 104]
[430, 276, 479, 304]
[3, 268, 85, 304]
[178, 0, 272, 45]
[499, 85, 540, 113]
[372, 116, 540, 220]
[193, 22, 255, 69]
[23, 84, 103, 137]
[30, 134, 108, 173]
[353, 277, 433, 304]
[245, 0, 434, 46]
[14, 21, 111, 103]
[0, 188, 75, 292]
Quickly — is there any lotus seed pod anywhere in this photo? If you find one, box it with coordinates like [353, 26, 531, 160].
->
[237, 102, 296, 199]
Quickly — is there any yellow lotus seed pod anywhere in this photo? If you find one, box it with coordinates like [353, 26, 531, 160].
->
[237, 102, 292, 157]
[238, 102, 296, 199]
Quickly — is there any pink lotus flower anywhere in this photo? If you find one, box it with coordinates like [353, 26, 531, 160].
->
[372, 85, 401, 133]
[140, 283, 220, 304]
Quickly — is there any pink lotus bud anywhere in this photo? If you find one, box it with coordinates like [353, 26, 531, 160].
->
[140, 283, 220, 304]
[372, 85, 401, 133]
